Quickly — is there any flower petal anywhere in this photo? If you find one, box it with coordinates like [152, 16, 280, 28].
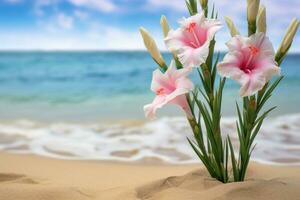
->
[239, 72, 267, 97]
[255, 58, 281, 81]
[178, 41, 210, 67]
[150, 68, 173, 93]
[164, 28, 186, 52]
[170, 94, 193, 118]
[217, 51, 244, 80]
[178, 13, 204, 28]
[165, 12, 221, 68]
[226, 35, 244, 51]
[248, 33, 275, 58]
[144, 95, 166, 119]
[165, 87, 191, 104]
[205, 18, 222, 40]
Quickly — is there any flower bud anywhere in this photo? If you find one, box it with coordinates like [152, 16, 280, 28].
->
[199, 0, 208, 9]
[279, 19, 300, 53]
[225, 16, 240, 37]
[139, 27, 167, 69]
[160, 15, 170, 38]
[247, 0, 260, 23]
[276, 18, 299, 64]
[257, 5, 266, 33]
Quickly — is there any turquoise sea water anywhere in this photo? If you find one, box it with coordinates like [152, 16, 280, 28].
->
[0, 51, 299, 164]
[0, 51, 299, 122]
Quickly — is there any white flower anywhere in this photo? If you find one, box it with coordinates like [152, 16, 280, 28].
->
[165, 13, 222, 68]
[217, 33, 280, 97]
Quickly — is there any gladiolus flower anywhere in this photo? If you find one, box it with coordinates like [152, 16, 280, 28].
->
[165, 13, 222, 68]
[217, 33, 280, 97]
[144, 61, 194, 119]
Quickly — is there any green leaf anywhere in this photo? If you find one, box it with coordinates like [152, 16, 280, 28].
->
[249, 118, 264, 147]
[250, 106, 276, 145]
[257, 76, 283, 113]
[236, 102, 245, 133]
[197, 107, 202, 127]
[257, 76, 283, 112]
[197, 68, 210, 93]
[174, 56, 183, 69]
[186, 1, 194, 15]
[187, 138, 217, 177]
[189, 0, 197, 13]
[254, 106, 276, 126]
[187, 94, 195, 117]
[211, 52, 220, 85]
[228, 136, 239, 181]
[257, 83, 269, 105]
[224, 140, 229, 181]
[186, 0, 197, 15]
[205, 39, 216, 71]
[197, 88, 210, 105]
[215, 11, 218, 19]
[211, 3, 215, 19]
[193, 96, 222, 165]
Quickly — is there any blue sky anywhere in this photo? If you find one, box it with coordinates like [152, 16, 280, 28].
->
[0, 0, 299, 51]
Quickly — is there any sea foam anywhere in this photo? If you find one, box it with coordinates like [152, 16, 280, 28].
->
[0, 114, 299, 165]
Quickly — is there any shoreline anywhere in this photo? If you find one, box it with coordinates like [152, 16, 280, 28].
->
[0, 114, 299, 165]
[1, 152, 300, 200]
[3, 151, 300, 167]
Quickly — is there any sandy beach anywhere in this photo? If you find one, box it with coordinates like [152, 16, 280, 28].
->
[0, 0, 299, 198]
[0, 152, 299, 200]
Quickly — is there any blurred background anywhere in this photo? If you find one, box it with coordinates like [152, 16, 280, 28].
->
[0, 0, 299, 164]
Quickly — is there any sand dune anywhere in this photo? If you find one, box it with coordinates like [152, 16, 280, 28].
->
[0, 152, 299, 200]
[135, 171, 300, 200]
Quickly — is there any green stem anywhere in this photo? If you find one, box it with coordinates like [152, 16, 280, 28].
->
[185, 1, 229, 183]
[237, 34, 289, 181]
[248, 21, 256, 36]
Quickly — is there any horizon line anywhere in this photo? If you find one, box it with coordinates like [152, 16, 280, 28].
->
[0, 49, 299, 55]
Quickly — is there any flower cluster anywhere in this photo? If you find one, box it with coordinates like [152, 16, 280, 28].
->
[140, 0, 299, 183]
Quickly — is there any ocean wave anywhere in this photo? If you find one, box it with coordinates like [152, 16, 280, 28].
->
[0, 114, 299, 165]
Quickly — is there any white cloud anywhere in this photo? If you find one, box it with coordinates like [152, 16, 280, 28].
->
[57, 13, 74, 29]
[84, 24, 146, 50]
[74, 10, 89, 20]
[36, 12, 74, 32]
[1, 0, 298, 51]
[68, 0, 117, 12]
[0, 24, 145, 50]
[33, 0, 58, 16]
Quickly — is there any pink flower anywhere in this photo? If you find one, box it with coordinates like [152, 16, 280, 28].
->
[165, 13, 222, 68]
[217, 33, 280, 97]
[144, 61, 194, 119]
